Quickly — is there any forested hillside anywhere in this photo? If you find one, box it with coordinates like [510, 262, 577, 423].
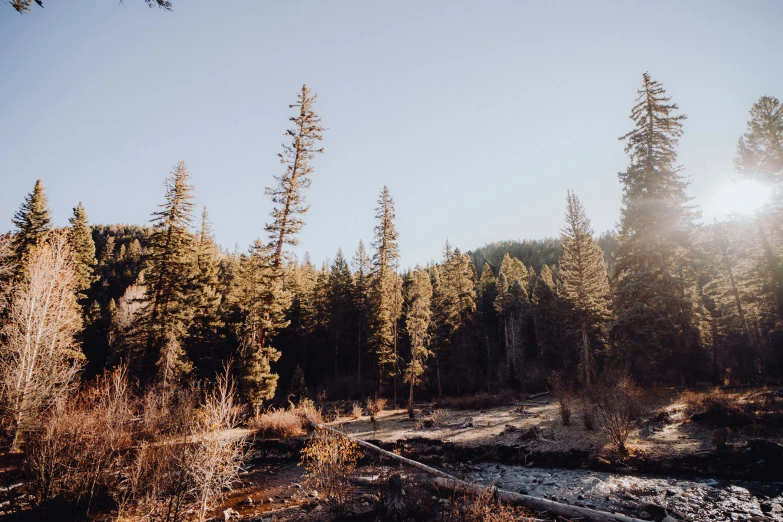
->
[3, 76, 783, 423]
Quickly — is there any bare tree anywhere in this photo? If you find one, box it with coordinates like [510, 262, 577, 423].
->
[188, 368, 247, 521]
[0, 231, 83, 450]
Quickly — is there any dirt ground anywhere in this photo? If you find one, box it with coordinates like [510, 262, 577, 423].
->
[333, 387, 783, 464]
[217, 386, 783, 521]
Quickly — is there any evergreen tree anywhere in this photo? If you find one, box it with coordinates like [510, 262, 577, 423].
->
[432, 243, 477, 394]
[12, 179, 52, 267]
[368, 186, 400, 399]
[532, 265, 564, 369]
[735, 95, 783, 323]
[327, 248, 355, 380]
[186, 207, 225, 377]
[266, 84, 324, 270]
[611, 73, 702, 380]
[138, 161, 198, 386]
[67, 202, 97, 299]
[559, 191, 611, 386]
[228, 240, 290, 410]
[735, 96, 783, 188]
[500, 253, 529, 288]
[352, 240, 372, 392]
[477, 262, 499, 391]
[404, 266, 433, 418]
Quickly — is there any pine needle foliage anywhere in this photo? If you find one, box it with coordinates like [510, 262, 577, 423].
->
[12, 179, 52, 268]
[559, 191, 611, 386]
[67, 202, 97, 299]
[266, 84, 324, 270]
[369, 186, 400, 398]
[404, 266, 433, 417]
[139, 161, 197, 386]
[612, 73, 701, 379]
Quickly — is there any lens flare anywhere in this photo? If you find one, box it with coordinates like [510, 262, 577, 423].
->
[709, 179, 772, 217]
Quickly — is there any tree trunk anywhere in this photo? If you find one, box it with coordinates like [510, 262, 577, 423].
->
[582, 320, 591, 387]
[408, 374, 415, 419]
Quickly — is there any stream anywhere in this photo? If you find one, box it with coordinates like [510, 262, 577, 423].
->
[451, 463, 783, 521]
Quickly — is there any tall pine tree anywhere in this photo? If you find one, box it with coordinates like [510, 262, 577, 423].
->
[266, 84, 324, 270]
[611, 73, 701, 381]
[369, 186, 400, 400]
[139, 161, 198, 386]
[559, 191, 611, 386]
[404, 266, 433, 418]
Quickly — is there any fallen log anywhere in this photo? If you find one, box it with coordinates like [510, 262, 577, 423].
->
[315, 423, 647, 522]
[434, 477, 648, 522]
[526, 391, 551, 400]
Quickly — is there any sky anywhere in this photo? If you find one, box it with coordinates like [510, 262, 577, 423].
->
[1, 1, 782, 269]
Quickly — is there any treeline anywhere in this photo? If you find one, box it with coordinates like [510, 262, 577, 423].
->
[2, 77, 782, 430]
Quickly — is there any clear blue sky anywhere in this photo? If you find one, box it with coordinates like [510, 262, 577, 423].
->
[1, 1, 782, 268]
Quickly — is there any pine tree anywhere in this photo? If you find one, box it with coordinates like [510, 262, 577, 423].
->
[187, 207, 225, 377]
[734, 95, 783, 323]
[369, 186, 400, 399]
[559, 191, 611, 386]
[228, 240, 289, 410]
[432, 244, 477, 395]
[67, 202, 97, 299]
[477, 262, 499, 391]
[352, 240, 372, 392]
[612, 73, 702, 380]
[499, 253, 529, 288]
[138, 161, 198, 386]
[12, 179, 52, 267]
[532, 265, 564, 369]
[404, 266, 432, 418]
[327, 248, 355, 380]
[266, 85, 324, 270]
[734, 96, 783, 188]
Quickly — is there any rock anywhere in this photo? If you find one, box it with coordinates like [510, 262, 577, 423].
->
[639, 512, 652, 521]
[309, 490, 318, 498]
[638, 502, 667, 521]
[223, 508, 237, 521]
[661, 517, 677, 522]
[266, 497, 273, 503]
[241, 496, 253, 505]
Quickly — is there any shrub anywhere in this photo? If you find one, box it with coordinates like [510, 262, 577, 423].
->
[594, 376, 641, 454]
[548, 372, 573, 426]
[24, 366, 248, 522]
[581, 398, 596, 431]
[712, 427, 730, 451]
[299, 427, 361, 515]
[251, 400, 322, 438]
[367, 397, 387, 415]
[681, 389, 751, 427]
[351, 403, 363, 419]
[442, 487, 530, 522]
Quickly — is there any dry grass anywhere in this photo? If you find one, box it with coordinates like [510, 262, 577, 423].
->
[251, 401, 323, 438]
[367, 397, 387, 415]
[351, 403, 363, 419]
[23, 366, 248, 522]
[440, 487, 531, 522]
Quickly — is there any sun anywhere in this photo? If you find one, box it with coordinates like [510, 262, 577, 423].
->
[709, 179, 772, 218]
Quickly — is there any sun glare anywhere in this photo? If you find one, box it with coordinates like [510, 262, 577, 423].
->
[709, 179, 772, 218]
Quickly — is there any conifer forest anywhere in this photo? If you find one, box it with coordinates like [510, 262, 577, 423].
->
[2, 3, 783, 522]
